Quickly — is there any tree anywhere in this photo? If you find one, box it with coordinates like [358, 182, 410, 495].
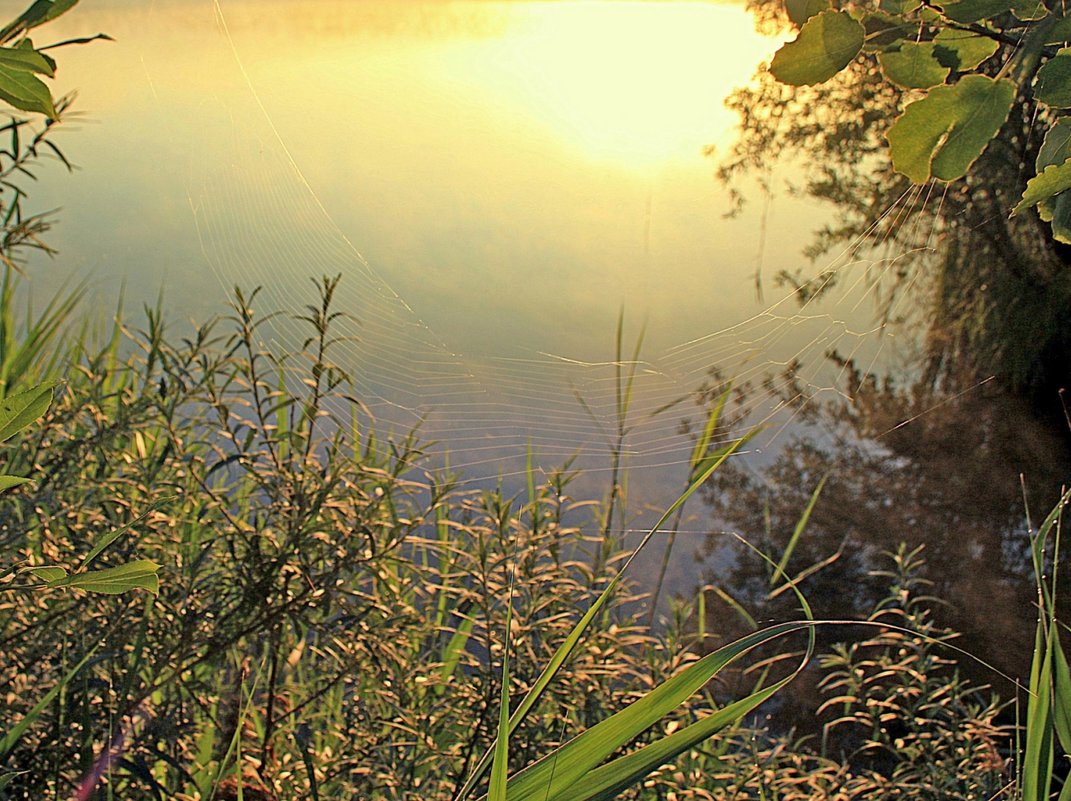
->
[718, 0, 1071, 413]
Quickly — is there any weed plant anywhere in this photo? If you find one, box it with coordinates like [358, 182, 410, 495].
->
[0, 260, 1022, 799]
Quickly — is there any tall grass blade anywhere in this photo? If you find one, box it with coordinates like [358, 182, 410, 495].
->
[0, 650, 94, 760]
[500, 621, 811, 801]
[456, 448, 742, 800]
[771, 474, 827, 587]
[488, 581, 515, 801]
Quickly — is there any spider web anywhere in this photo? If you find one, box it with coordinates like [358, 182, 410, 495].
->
[31, 0, 947, 545]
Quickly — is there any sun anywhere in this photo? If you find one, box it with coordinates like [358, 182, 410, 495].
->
[444, 1, 781, 166]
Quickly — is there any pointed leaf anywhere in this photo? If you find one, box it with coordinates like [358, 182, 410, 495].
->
[48, 560, 160, 595]
[933, 28, 1000, 70]
[0, 380, 57, 442]
[887, 74, 1015, 182]
[26, 565, 66, 582]
[1037, 118, 1071, 169]
[0, 45, 55, 77]
[557, 683, 788, 801]
[0, 62, 55, 118]
[770, 10, 865, 86]
[81, 500, 168, 568]
[879, 42, 950, 88]
[1014, 159, 1071, 214]
[1036, 48, 1071, 107]
[0, 474, 30, 492]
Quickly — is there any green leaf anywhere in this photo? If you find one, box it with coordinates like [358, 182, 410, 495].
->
[940, 0, 1014, 23]
[880, 0, 922, 12]
[1012, 0, 1049, 20]
[785, 0, 829, 28]
[557, 684, 788, 801]
[0, 474, 30, 492]
[26, 565, 66, 582]
[1014, 160, 1071, 214]
[0, 0, 79, 43]
[0, 44, 54, 77]
[455, 449, 742, 800]
[770, 10, 865, 86]
[1052, 627, 1071, 756]
[1037, 118, 1071, 169]
[863, 12, 917, 52]
[0, 772, 26, 790]
[48, 560, 160, 595]
[1036, 48, 1071, 107]
[0, 380, 57, 442]
[879, 42, 951, 88]
[488, 589, 514, 801]
[887, 74, 1015, 182]
[1047, 14, 1071, 45]
[933, 28, 1001, 70]
[1039, 191, 1071, 243]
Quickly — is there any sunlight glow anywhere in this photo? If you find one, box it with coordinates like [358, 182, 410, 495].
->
[444, 1, 781, 165]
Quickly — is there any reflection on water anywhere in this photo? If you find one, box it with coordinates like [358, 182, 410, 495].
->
[26, 0, 855, 491]
[21, 0, 1067, 684]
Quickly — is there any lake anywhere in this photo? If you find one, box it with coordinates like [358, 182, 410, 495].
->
[23, 0, 1005, 621]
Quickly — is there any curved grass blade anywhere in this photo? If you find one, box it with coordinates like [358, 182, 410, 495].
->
[455, 449, 741, 800]
[499, 621, 810, 801]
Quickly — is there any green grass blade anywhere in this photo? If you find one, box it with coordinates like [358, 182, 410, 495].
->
[80, 499, 168, 568]
[558, 680, 790, 801]
[1023, 618, 1055, 801]
[502, 621, 809, 801]
[688, 384, 730, 473]
[455, 449, 740, 800]
[0, 650, 94, 759]
[439, 615, 476, 688]
[771, 474, 827, 587]
[488, 590, 514, 801]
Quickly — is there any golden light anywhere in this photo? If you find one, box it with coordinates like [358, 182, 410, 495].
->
[442, 1, 781, 166]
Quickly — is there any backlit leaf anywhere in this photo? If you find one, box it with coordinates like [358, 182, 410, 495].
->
[48, 560, 161, 595]
[27, 565, 66, 582]
[0, 474, 30, 492]
[770, 10, 865, 86]
[0, 44, 55, 77]
[879, 42, 950, 88]
[0, 380, 57, 442]
[880, 0, 922, 12]
[1035, 48, 1071, 107]
[933, 28, 1000, 70]
[1014, 160, 1071, 214]
[1037, 118, 1071, 169]
[887, 74, 1015, 182]
[785, 0, 829, 27]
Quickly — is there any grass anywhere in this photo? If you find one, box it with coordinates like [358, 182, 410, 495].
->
[0, 269, 1053, 800]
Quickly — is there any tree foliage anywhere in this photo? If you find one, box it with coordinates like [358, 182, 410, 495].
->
[720, 0, 1071, 407]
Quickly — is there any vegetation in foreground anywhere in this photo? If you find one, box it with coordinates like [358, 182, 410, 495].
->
[0, 1, 1069, 799]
